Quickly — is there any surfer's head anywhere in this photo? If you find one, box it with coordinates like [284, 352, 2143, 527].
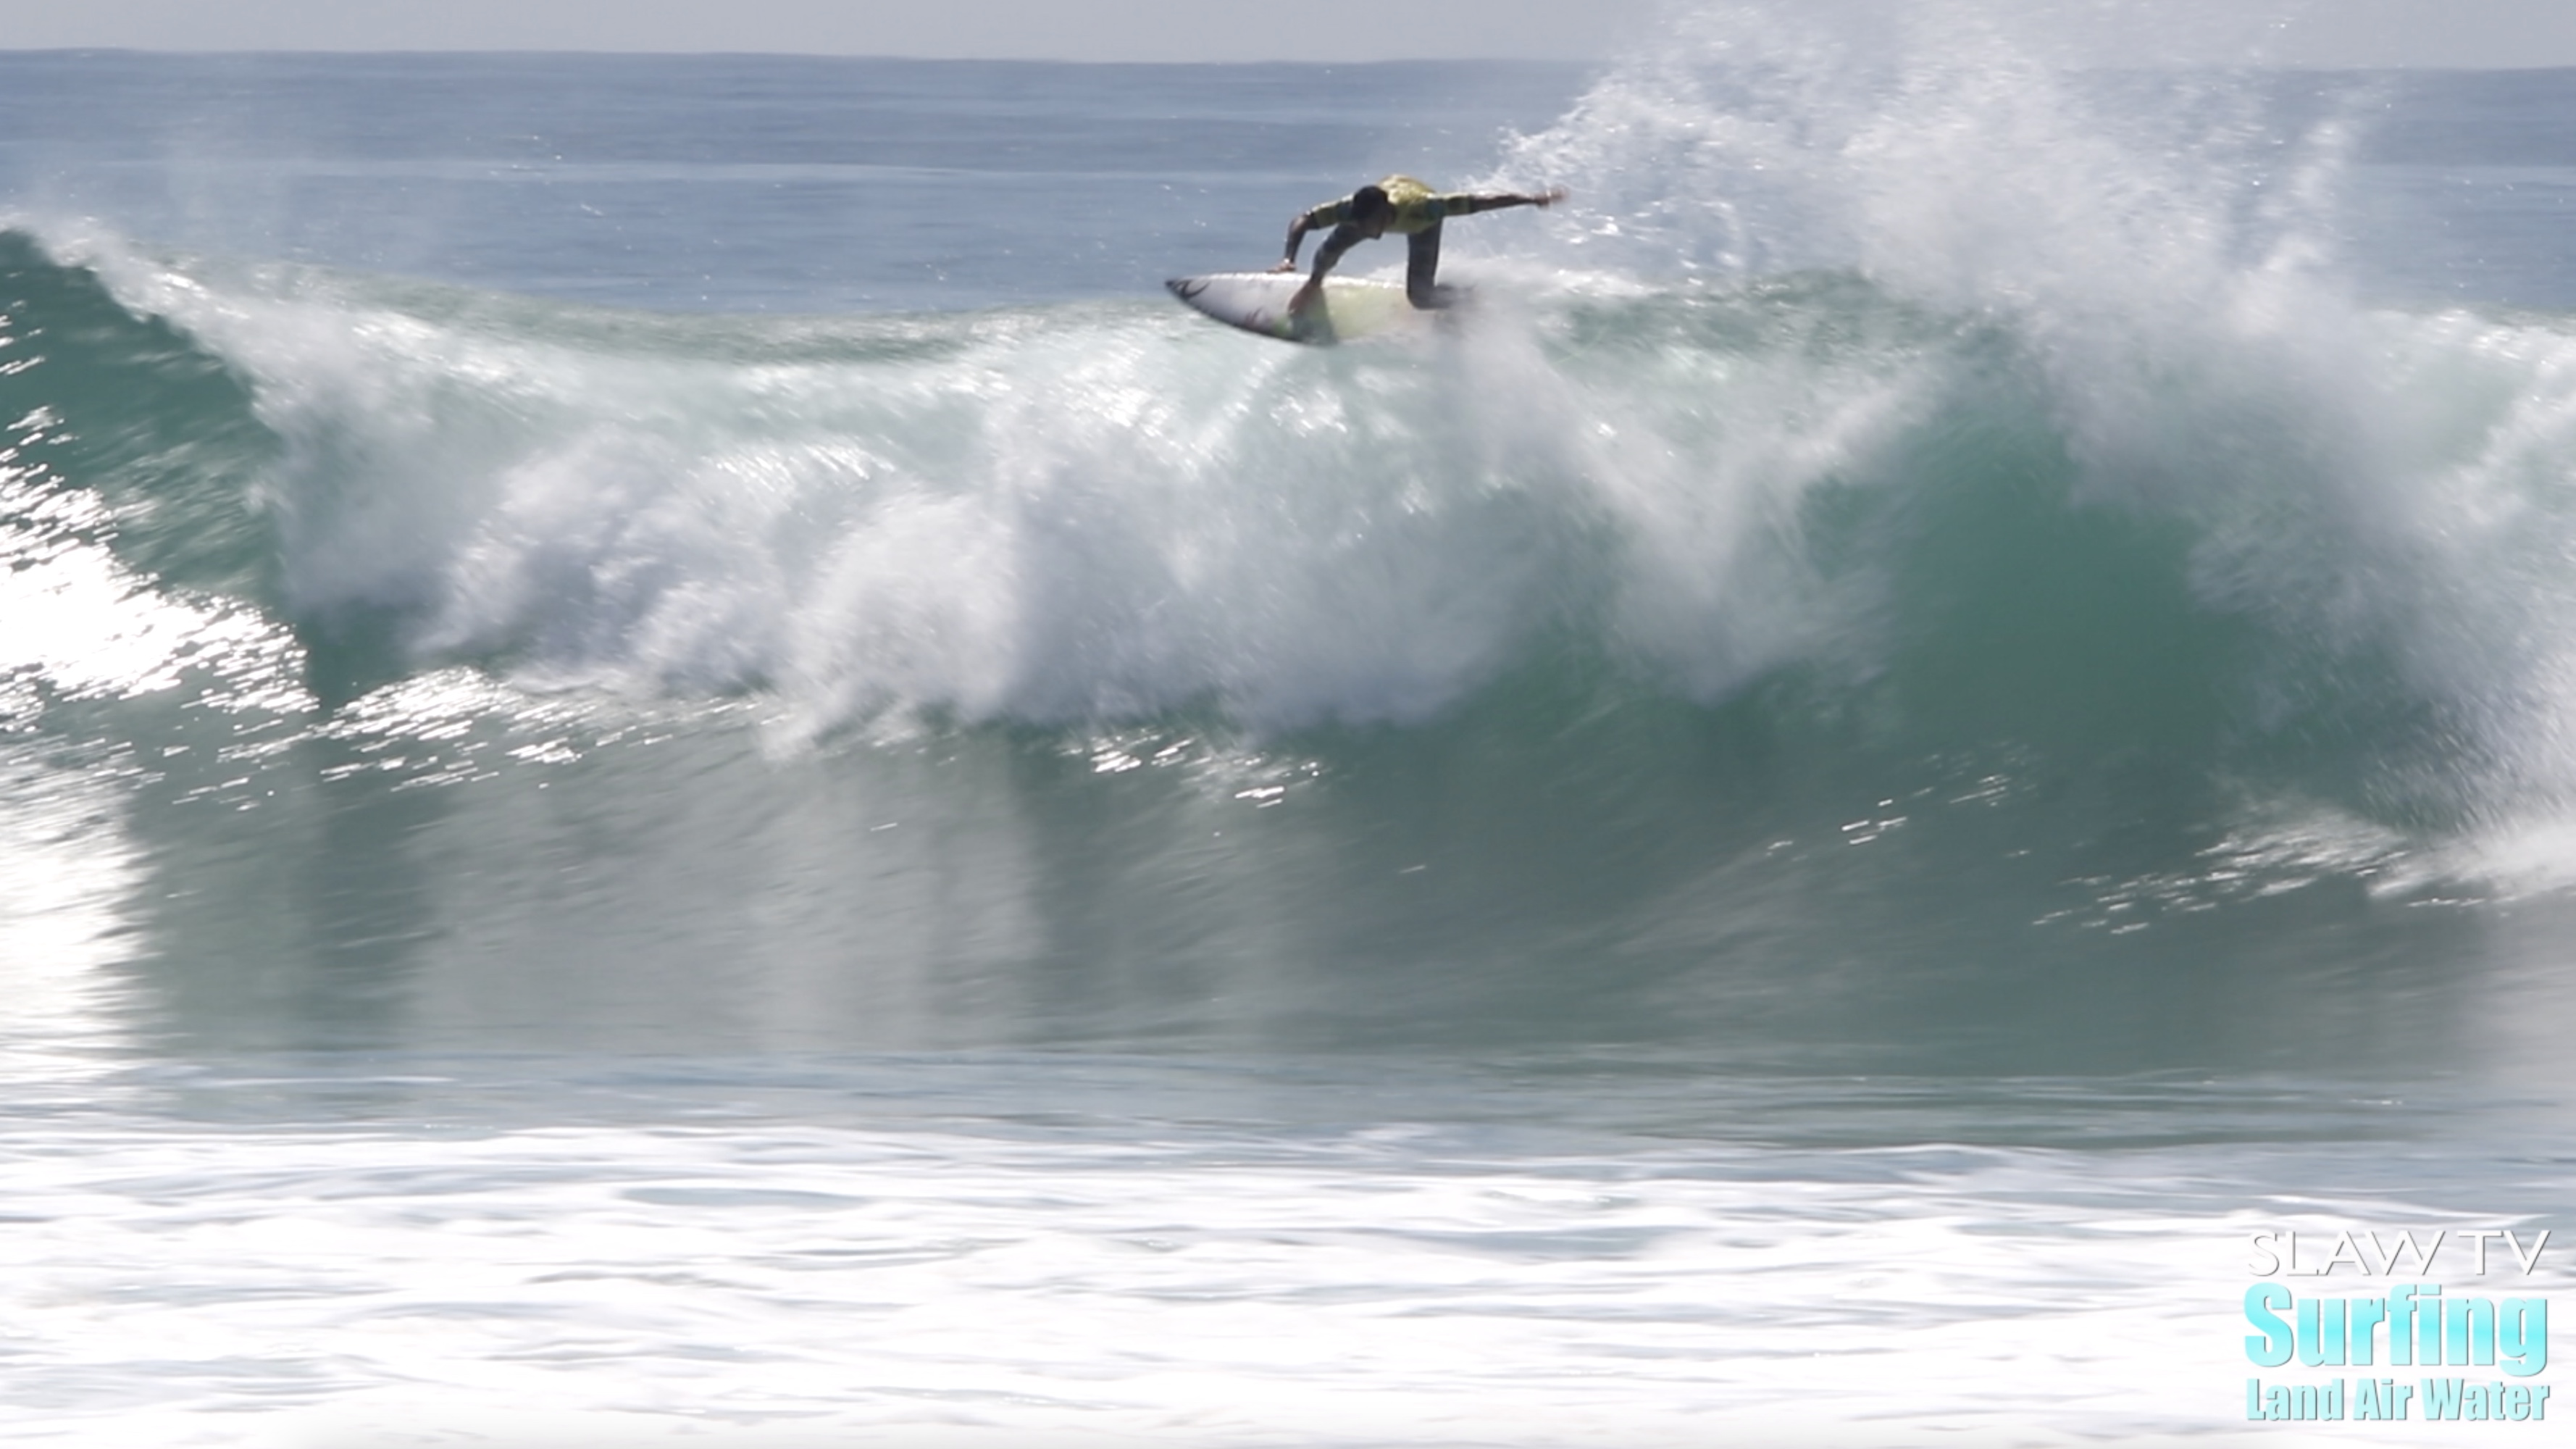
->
[1348, 184, 1393, 234]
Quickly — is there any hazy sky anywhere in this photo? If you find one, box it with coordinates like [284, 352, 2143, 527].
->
[1, 1, 2572, 67]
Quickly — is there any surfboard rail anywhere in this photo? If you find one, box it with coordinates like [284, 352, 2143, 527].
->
[1166, 272, 1436, 346]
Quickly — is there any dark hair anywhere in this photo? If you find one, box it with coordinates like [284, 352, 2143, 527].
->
[1349, 185, 1392, 223]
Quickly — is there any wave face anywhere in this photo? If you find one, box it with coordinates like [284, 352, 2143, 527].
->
[12, 28, 2576, 1072]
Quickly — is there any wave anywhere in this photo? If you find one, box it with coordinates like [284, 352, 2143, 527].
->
[13, 17, 2576, 916]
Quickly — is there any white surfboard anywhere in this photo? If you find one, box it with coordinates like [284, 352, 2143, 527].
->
[1166, 272, 1444, 346]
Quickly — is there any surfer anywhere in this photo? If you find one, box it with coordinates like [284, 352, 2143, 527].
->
[1272, 175, 1565, 317]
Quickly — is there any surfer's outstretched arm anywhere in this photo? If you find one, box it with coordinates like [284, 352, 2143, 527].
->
[1450, 187, 1568, 216]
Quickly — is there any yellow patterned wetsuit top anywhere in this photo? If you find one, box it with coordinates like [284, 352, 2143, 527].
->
[1301, 175, 1477, 235]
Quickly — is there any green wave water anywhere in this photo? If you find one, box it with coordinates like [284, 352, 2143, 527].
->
[8, 222, 2575, 1076]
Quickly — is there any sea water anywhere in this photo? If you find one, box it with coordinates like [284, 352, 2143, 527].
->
[4, 9, 2575, 1445]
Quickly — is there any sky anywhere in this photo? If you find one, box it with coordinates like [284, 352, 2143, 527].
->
[1, 1, 2574, 68]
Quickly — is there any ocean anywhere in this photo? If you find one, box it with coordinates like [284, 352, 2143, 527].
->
[4, 10, 2575, 1445]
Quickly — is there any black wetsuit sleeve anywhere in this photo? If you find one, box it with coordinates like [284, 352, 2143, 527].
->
[1284, 199, 1350, 265]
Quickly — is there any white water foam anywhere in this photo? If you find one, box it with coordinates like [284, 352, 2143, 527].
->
[1499, 4, 2576, 856]
[52, 225, 1879, 738]
[7, 1081, 2549, 1449]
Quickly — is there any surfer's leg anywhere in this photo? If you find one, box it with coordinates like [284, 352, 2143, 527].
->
[1407, 222, 1444, 308]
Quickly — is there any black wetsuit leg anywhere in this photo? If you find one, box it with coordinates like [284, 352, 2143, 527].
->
[1406, 220, 1444, 308]
[1316, 221, 1370, 277]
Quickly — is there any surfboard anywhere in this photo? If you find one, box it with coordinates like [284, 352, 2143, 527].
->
[1166, 272, 1441, 346]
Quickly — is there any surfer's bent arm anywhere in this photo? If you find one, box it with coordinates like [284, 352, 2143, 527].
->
[1283, 220, 1369, 317]
[1277, 201, 1351, 271]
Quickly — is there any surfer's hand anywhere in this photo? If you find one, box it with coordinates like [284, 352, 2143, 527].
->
[1533, 187, 1568, 209]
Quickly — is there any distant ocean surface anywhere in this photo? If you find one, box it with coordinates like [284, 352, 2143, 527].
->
[6, 14, 2576, 1446]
